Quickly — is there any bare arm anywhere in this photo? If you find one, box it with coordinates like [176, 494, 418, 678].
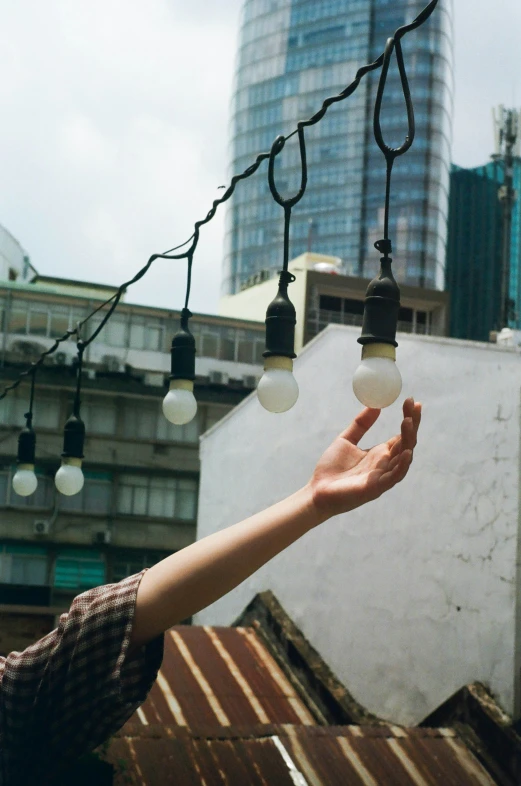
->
[128, 398, 421, 655]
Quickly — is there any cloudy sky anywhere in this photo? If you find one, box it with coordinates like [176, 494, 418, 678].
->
[0, 0, 520, 315]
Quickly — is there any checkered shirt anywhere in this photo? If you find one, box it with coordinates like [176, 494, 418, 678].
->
[0, 568, 164, 785]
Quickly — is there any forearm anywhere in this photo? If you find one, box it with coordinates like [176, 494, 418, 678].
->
[129, 483, 324, 652]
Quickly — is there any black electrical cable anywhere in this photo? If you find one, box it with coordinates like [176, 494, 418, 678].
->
[0, 0, 439, 404]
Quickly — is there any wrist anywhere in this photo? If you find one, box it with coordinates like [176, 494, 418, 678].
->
[299, 482, 330, 529]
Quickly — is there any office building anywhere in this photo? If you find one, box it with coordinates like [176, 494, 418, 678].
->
[446, 158, 521, 342]
[223, 0, 453, 295]
[220, 252, 449, 350]
[0, 273, 264, 652]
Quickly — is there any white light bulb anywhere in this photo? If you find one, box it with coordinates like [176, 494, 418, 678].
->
[12, 464, 38, 497]
[163, 380, 197, 425]
[55, 460, 84, 496]
[257, 356, 299, 413]
[353, 355, 402, 409]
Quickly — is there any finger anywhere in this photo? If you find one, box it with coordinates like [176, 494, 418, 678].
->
[388, 435, 402, 459]
[402, 397, 414, 420]
[380, 449, 412, 490]
[412, 402, 422, 434]
[340, 408, 381, 446]
[401, 416, 416, 451]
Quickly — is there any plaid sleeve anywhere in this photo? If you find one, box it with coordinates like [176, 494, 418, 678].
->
[0, 568, 164, 785]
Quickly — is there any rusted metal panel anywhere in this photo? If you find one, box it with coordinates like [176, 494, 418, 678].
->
[130, 625, 315, 729]
[117, 625, 499, 784]
[281, 726, 497, 786]
[107, 725, 499, 786]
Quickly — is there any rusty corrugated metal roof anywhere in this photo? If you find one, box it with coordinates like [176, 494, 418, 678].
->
[109, 624, 503, 784]
[106, 724, 497, 785]
[127, 625, 316, 731]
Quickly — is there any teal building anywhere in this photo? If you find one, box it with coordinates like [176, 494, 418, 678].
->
[445, 159, 521, 341]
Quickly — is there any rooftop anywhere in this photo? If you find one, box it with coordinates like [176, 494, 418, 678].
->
[92, 592, 520, 785]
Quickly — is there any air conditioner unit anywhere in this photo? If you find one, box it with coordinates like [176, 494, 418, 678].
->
[208, 370, 229, 385]
[94, 530, 111, 545]
[11, 340, 46, 358]
[102, 355, 125, 373]
[242, 375, 258, 389]
[33, 519, 50, 536]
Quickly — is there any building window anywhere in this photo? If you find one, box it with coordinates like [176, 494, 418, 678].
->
[111, 550, 169, 583]
[53, 549, 106, 591]
[129, 316, 164, 351]
[0, 393, 60, 431]
[50, 305, 71, 338]
[123, 399, 201, 444]
[117, 474, 198, 521]
[59, 472, 112, 515]
[79, 396, 117, 436]
[0, 544, 48, 586]
[1, 469, 54, 509]
[204, 405, 230, 432]
[7, 308, 28, 334]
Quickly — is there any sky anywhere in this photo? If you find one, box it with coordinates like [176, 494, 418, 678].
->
[0, 0, 520, 316]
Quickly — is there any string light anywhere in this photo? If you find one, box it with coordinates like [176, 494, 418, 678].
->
[257, 129, 308, 413]
[55, 342, 86, 496]
[0, 0, 439, 480]
[353, 32, 416, 409]
[12, 367, 38, 497]
[163, 254, 198, 425]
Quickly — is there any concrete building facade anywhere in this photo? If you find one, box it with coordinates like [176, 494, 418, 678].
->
[220, 252, 450, 352]
[0, 276, 264, 651]
[195, 325, 521, 725]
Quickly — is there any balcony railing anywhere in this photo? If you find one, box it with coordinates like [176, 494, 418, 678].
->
[307, 309, 431, 339]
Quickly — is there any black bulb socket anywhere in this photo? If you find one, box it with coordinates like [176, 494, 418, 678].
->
[170, 308, 196, 381]
[61, 414, 85, 460]
[358, 255, 400, 348]
[17, 425, 36, 465]
[263, 271, 297, 360]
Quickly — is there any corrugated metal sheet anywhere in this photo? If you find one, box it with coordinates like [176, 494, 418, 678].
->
[127, 626, 316, 730]
[109, 625, 500, 783]
[106, 724, 498, 785]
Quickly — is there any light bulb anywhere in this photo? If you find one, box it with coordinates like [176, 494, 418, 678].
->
[55, 459, 84, 496]
[163, 379, 197, 425]
[352, 344, 402, 409]
[12, 464, 38, 497]
[257, 356, 299, 413]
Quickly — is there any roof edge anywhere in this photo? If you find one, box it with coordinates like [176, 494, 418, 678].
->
[233, 590, 381, 727]
[420, 682, 521, 785]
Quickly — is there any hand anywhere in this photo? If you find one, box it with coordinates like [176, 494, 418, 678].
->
[308, 397, 421, 521]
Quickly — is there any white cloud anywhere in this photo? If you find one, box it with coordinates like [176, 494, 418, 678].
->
[0, 0, 518, 316]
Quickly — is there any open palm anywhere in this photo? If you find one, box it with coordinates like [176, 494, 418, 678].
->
[309, 397, 421, 520]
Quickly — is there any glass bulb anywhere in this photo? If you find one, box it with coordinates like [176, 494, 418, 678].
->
[163, 381, 197, 425]
[12, 465, 38, 497]
[55, 463, 84, 496]
[353, 357, 402, 409]
[257, 368, 299, 413]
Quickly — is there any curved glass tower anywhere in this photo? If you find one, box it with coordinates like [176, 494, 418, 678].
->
[222, 0, 453, 295]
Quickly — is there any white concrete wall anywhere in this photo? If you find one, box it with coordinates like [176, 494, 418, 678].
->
[195, 325, 521, 725]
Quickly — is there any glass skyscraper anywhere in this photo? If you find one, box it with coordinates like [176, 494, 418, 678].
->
[446, 158, 521, 341]
[222, 0, 453, 295]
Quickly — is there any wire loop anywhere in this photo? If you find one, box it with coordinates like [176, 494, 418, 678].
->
[268, 126, 308, 209]
[373, 38, 415, 162]
[0, 0, 440, 403]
